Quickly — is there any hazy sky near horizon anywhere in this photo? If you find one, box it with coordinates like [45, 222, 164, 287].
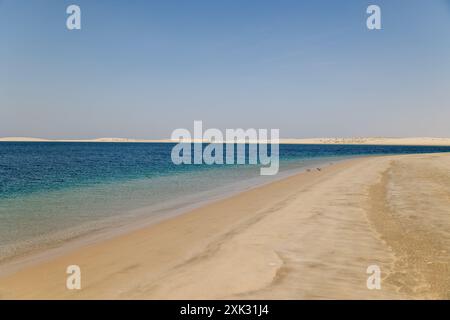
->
[1, 0, 450, 139]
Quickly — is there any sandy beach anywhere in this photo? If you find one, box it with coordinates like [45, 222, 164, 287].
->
[0, 153, 449, 299]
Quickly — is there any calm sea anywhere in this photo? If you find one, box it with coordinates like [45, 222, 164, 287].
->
[1, 142, 449, 261]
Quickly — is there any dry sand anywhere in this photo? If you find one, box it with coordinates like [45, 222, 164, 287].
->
[0, 153, 449, 299]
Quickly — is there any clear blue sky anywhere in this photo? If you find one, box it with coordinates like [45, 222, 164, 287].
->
[1, 0, 450, 139]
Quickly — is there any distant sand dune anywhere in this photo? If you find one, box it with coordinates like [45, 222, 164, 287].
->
[281, 137, 450, 146]
[1, 136, 450, 146]
[0, 137, 49, 142]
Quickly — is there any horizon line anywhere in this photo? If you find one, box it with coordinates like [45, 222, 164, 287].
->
[1, 136, 450, 146]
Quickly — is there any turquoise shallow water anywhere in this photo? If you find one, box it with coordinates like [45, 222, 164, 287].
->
[1, 142, 450, 260]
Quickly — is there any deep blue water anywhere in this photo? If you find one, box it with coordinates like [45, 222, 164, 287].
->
[1, 142, 450, 199]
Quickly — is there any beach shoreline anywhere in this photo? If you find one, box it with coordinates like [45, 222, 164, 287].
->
[0, 157, 341, 277]
[0, 153, 449, 299]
